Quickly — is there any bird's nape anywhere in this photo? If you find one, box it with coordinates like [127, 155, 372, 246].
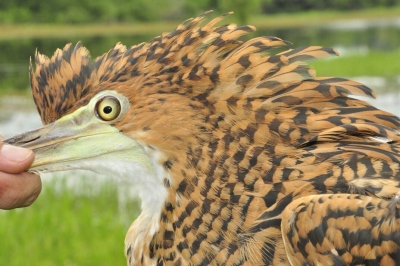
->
[5, 11, 400, 266]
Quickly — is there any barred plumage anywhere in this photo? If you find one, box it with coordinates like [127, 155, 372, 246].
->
[9, 11, 400, 265]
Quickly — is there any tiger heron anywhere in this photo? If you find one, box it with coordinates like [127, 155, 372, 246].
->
[5, 12, 400, 265]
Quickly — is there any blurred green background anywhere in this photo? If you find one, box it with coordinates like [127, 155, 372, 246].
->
[0, 0, 400, 265]
[0, 0, 399, 24]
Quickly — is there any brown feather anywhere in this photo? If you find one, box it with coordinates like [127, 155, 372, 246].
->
[29, 12, 400, 265]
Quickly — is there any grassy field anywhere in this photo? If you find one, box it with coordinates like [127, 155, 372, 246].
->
[0, 176, 140, 265]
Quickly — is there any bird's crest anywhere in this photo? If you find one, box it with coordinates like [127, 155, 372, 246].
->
[30, 11, 371, 125]
[30, 41, 128, 124]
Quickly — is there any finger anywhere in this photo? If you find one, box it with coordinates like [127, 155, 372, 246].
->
[0, 143, 35, 174]
[0, 171, 42, 209]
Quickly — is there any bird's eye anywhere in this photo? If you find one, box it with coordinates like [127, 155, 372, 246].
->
[95, 96, 121, 121]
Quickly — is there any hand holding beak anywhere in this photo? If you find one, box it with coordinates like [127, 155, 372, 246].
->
[0, 137, 41, 210]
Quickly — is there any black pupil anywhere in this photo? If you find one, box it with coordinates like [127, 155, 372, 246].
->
[103, 106, 112, 114]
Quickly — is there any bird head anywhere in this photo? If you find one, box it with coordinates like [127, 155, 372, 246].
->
[5, 89, 152, 173]
[5, 13, 223, 178]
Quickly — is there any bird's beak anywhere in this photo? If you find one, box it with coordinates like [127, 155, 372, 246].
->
[3, 107, 152, 174]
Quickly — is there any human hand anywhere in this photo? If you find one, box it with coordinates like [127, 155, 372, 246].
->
[0, 138, 41, 210]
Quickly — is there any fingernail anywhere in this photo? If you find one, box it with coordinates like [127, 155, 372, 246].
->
[1, 144, 32, 162]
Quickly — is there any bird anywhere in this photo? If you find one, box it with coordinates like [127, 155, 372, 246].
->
[5, 11, 400, 265]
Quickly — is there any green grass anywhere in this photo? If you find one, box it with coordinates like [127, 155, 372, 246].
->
[0, 176, 140, 266]
[1, 6, 400, 40]
[310, 49, 400, 78]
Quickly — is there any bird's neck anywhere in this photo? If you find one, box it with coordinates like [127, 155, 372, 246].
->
[124, 163, 226, 265]
[124, 145, 171, 265]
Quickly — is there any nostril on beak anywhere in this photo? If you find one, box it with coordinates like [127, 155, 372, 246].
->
[3, 135, 40, 146]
